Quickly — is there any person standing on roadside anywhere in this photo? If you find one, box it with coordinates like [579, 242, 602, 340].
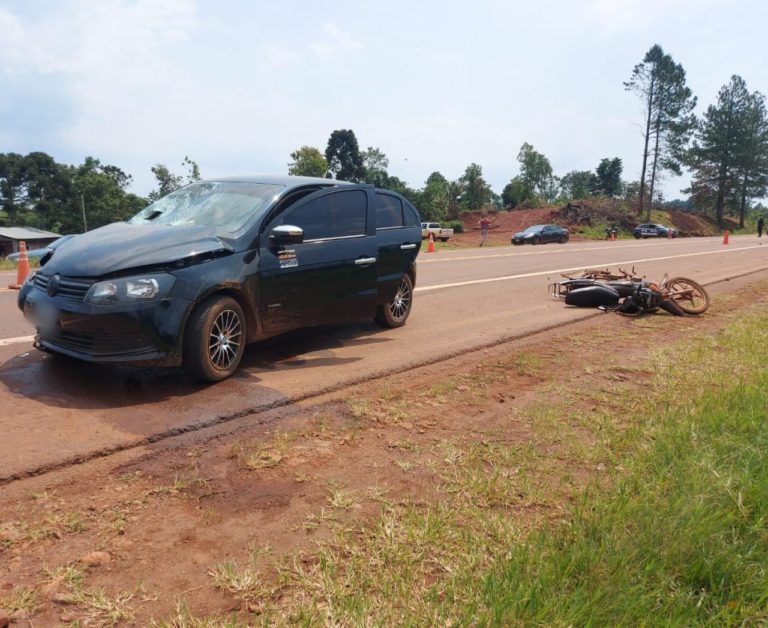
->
[478, 214, 492, 247]
[758, 216, 764, 237]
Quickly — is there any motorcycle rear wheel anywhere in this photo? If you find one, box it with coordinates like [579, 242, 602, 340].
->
[666, 277, 709, 314]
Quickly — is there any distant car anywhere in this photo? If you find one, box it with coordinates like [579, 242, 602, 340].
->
[420, 222, 453, 242]
[633, 223, 678, 239]
[511, 224, 569, 245]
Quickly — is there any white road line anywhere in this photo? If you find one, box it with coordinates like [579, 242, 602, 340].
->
[415, 245, 766, 293]
[419, 239, 732, 264]
[0, 335, 34, 347]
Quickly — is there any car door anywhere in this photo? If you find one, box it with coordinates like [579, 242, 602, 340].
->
[258, 188, 377, 333]
[374, 192, 420, 303]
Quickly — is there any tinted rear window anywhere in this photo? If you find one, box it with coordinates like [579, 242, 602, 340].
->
[404, 202, 420, 227]
[278, 190, 367, 240]
[375, 194, 403, 229]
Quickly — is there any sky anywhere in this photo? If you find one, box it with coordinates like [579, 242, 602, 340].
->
[1, 0, 767, 200]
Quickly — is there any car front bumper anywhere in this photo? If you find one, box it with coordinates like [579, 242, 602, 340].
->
[21, 285, 193, 367]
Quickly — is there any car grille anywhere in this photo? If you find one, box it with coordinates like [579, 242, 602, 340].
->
[42, 329, 157, 357]
[34, 274, 94, 300]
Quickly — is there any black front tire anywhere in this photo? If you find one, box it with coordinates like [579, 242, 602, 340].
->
[532, 236, 541, 245]
[375, 274, 413, 328]
[183, 295, 246, 382]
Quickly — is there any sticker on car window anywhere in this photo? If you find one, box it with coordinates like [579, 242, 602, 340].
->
[278, 249, 298, 269]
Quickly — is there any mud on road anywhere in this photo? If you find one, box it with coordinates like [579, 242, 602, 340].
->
[1, 275, 766, 625]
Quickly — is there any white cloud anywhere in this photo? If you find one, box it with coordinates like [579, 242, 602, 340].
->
[261, 44, 302, 68]
[587, 0, 733, 31]
[310, 22, 362, 58]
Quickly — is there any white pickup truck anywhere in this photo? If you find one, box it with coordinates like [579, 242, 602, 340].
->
[421, 222, 454, 242]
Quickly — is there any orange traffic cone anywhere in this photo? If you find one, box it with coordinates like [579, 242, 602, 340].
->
[9, 241, 30, 289]
[723, 230, 730, 245]
[611, 231, 616, 241]
[667, 227, 672, 239]
[427, 232, 435, 253]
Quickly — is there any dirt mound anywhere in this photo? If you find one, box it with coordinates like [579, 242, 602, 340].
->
[667, 211, 734, 237]
[553, 199, 634, 232]
[449, 208, 559, 247]
[443, 202, 734, 247]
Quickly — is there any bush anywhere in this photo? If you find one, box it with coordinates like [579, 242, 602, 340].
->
[450, 221, 464, 234]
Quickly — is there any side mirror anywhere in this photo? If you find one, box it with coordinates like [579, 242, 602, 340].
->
[269, 225, 304, 246]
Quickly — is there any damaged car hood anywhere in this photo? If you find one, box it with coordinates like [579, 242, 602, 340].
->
[39, 222, 233, 277]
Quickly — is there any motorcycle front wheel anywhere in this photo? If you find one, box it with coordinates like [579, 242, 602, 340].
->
[666, 277, 710, 314]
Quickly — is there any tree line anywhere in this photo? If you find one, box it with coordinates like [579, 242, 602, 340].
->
[290, 45, 767, 226]
[0, 154, 200, 234]
[289, 131, 638, 224]
[1, 44, 765, 234]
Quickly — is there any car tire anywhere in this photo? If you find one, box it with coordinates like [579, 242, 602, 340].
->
[559, 236, 567, 244]
[440, 237, 448, 242]
[532, 236, 541, 245]
[183, 295, 246, 382]
[375, 274, 413, 328]
[634, 234, 640, 239]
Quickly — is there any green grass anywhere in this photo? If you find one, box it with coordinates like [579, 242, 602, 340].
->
[474, 314, 768, 625]
[255, 308, 768, 625]
[0, 258, 40, 271]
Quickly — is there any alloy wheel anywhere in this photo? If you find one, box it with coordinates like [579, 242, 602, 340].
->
[208, 308, 242, 370]
[389, 278, 412, 321]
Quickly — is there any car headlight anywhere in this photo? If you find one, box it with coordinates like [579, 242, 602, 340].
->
[85, 273, 176, 305]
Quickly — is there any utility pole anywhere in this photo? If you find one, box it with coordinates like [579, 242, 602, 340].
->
[80, 193, 88, 232]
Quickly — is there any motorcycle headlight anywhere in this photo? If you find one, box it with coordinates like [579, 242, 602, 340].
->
[85, 273, 175, 305]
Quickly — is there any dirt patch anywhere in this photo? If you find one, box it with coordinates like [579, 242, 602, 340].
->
[0, 278, 765, 624]
[450, 207, 559, 247]
[442, 203, 737, 248]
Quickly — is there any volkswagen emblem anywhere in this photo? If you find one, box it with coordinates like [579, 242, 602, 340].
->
[47, 274, 61, 297]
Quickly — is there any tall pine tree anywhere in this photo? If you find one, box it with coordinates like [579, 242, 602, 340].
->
[731, 92, 768, 226]
[625, 45, 697, 219]
[686, 76, 752, 226]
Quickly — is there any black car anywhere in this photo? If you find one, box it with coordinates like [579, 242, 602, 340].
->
[633, 223, 678, 238]
[19, 176, 421, 381]
[511, 224, 569, 245]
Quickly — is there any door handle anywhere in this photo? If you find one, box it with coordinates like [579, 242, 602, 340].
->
[400, 243, 417, 250]
[354, 257, 377, 266]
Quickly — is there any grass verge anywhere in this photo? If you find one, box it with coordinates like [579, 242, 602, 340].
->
[209, 307, 768, 625]
[475, 313, 768, 625]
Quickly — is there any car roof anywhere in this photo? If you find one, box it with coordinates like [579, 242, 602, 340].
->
[206, 175, 357, 191]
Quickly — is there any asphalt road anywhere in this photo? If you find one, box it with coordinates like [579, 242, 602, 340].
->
[1, 235, 767, 481]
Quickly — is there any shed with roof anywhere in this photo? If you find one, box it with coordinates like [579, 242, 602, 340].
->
[0, 227, 61, 258]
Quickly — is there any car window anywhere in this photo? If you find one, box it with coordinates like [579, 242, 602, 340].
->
[375, 193, 403, 229]
[404, 202, 419, 227]
[275, 190, 367, 240]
